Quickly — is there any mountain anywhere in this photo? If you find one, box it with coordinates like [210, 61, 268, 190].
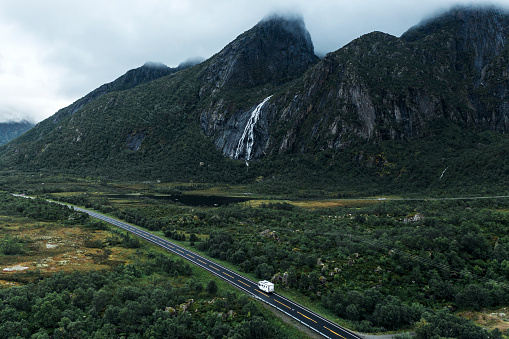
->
[40, 60, 200, 130]
[0, 14, 319, 179]
[254, 5, 509, 154]
[0, 120, 34, 145]
[1, 7, 509, 193]
[199, 14, 319, 159]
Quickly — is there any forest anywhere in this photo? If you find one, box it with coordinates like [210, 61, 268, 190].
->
[115, 197, 509, 337]
[0, 191, 307, 339]
[1, 171, 505, 337]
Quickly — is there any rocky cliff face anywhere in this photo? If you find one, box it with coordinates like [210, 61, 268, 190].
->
[401, 6, 509, 132]
[213, 95, 274, 160]
[198, 15, 318, 159]
[199, 14, 317, 97]
[402, 6, 509, 72]
[197, 6, 509, 161]
[250, 6, 509, 156]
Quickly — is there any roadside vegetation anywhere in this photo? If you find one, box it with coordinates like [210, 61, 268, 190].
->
[0, 192, 308, 338]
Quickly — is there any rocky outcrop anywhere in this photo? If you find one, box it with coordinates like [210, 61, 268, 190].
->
[251, 6, 509, 156]
[198, 14, 319, 160]
[199, 14, 318, 98]
[259, 229, 279, 241]
[403, 213, 424, 223]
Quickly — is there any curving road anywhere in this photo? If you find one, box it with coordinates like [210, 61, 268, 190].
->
[70, 206, 362, 339]
[11, 193, 361, 338]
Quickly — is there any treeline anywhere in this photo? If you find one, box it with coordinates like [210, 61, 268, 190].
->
[0, 253, 302, 339]
[54, 195, 169, 231]
[0, 193, 87, 223]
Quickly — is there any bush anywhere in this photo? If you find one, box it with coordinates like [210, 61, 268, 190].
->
[0, 235, 24, 255]
[207, 280, 218, 295]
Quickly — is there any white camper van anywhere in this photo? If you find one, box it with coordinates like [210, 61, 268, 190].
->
[258, 280, 274, 293]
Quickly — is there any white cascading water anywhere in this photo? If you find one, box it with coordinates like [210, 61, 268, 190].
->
[234, 95, 272, 161]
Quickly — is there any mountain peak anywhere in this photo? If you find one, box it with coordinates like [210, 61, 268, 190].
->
[142, 61, 169, 69]
[257, 13, 314, 52]
[199, 13, 318, 96]
[260, 11, 304, 22]
[259, 13, 309, 36]
[402, 5, 509, 71]
[402, 4, 509, 44]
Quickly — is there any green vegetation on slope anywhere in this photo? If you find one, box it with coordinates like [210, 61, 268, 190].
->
[3, 118, 509, 197]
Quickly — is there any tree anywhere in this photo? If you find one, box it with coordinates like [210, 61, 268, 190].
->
[0, 235, 24, 255]
[345, 304, 360, 321]
[206, 280, 218, 295]
[456, 284, 492, 311]
[370, 296, 422, 330]
[415, 308, 490, 339]
[33, 293, 68, 328]
[255, 263, 274, 279]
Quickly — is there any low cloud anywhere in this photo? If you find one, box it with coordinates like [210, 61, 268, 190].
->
[0, 0, 507, 123]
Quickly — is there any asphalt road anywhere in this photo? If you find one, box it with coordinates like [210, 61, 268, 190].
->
[69, 206, 362, 339]
[11, 194, 364, 338]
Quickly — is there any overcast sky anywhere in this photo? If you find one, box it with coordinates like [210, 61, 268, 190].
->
[0, 0, 508, 123]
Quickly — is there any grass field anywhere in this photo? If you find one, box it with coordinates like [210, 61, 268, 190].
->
[0, 214, 139, 285]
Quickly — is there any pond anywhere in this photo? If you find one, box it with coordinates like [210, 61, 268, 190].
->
[106, 194, 252, 207]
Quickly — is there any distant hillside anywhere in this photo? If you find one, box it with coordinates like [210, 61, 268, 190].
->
[0, 120, 34, 145]
[40, 60, 200, 130]
[1, 7, 509, 194]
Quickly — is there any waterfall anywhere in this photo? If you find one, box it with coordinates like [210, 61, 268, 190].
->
[234, 95, 272, 161]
